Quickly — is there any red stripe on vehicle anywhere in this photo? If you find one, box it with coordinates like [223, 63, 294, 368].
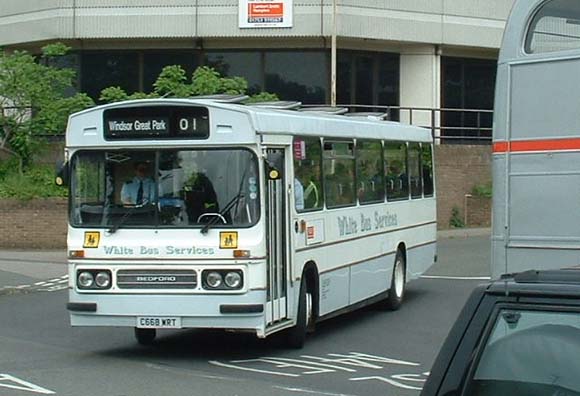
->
[493, 138, 580, 153]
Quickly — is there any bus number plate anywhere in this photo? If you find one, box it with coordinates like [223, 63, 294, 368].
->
[137, 316, 181, 329]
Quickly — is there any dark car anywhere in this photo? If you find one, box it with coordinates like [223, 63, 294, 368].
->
[421, 269, 580, 396]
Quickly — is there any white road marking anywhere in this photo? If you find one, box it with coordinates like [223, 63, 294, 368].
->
[273, 386, 359, 396]
[421, 275, 490, 280]
[0, 374, 55, 394]
[209, 360, 300, 377]
[350, 376, 423, 390]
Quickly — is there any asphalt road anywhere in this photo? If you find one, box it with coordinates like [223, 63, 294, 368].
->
[0, 234, 491, 396]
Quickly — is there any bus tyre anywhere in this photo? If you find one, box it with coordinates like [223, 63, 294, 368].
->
[384, 250, 406, 311]
[134, 328, 156, 345]
[286, 281, 312, 349]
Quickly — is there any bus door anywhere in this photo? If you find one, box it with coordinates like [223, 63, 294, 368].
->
[264, 148, 289, 325]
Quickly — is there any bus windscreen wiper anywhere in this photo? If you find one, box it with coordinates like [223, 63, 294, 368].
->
[108, 201, 149, 234]
[200, 193, 244, 235]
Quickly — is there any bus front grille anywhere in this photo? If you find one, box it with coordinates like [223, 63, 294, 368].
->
[116, 269, 197, 289]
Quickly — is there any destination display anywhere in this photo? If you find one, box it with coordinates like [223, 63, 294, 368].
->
[103, 106, 209, 140]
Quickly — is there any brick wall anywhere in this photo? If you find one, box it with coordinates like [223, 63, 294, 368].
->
[0, 198, 67, 249]
[0, 145, 492, 248]
[435, 145, 492, 229]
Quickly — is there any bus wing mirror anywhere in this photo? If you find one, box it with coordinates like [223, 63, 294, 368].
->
[55, 160, 69, 187]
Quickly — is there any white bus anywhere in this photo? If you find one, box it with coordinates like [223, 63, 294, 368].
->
[492, 0, 580, 279]
[61, 96, 436, 347]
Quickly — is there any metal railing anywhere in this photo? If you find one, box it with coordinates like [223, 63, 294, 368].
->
[324, 104, 494, 144]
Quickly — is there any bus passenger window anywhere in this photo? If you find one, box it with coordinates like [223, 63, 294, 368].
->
[293, 137, 322, 212]
[526, 0, 580, 54]
[408, 143, 422, 199]
[324, 140, 355, 208]
[385, 141, 409, 200]
[356, 140, 384, 204]
[422, 144, 434, 197]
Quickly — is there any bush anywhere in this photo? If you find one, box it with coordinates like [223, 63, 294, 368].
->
[471, 182, 492, 198]
[449, 206, 465, 228]
[0, 163, 67, 199]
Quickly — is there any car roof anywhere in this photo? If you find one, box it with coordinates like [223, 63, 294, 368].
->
[487, 268, 580, 298]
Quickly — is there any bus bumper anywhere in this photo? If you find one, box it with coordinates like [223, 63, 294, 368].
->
[67, 290, 268, 337]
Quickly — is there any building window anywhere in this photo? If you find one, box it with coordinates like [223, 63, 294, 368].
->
[81, 52, 140, 101]
[205, 51, 263, 94]
[143, 51, 198, 93]
[265, 51, 327, 104]
[337, 51, 399, 112]
[441, 57, 496, 144]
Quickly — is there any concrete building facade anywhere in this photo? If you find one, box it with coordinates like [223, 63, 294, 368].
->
[0, 1, 514, 139]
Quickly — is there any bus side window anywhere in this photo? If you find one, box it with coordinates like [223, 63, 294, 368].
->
[422, 143, 434, 197]
[408, 142, 422, 199]
[356, 140, 384, 204]
[324, 140, 356, 208]
[293, 137, 323, 212]
[525, 0, 580, 54]
[385, 141, 409, 201]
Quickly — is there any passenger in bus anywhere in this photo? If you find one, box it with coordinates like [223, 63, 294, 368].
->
[183, 171, 219, 223]
[121, 161, 157, 206]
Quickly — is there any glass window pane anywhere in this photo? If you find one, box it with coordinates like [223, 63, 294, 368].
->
[408, 143, 422, 199]
[526, 0, 580, 54]
[265, 51, 327, 104]
[70, 149, 259, 228]
[385, 142, 408, 200]
[422, 144, 434, 197]
[143, 51, 198, 92]
[356, 140, 384, 204]
[81, 52, 139, 101]
[293, 137, 322, 212]
[205, 52, 263, 94]
[324, 141, 355, 208]
[470, 308, 580, 395]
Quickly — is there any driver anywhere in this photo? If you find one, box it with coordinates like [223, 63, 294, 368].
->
[121, 161, 157, 205]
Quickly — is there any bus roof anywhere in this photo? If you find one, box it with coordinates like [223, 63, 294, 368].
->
[66, 98, 432, 147]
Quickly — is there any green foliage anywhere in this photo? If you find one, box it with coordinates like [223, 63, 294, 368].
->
[449, 206, 465, 228]
[0, 43, 94, 166]
[0, 162, 67, 199]
[471, 182, 492, 198]
[100, 65, 276, 104]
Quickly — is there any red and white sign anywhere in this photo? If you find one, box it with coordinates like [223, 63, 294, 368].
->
[239, 0, 293, 28]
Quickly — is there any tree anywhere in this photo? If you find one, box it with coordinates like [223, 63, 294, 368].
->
[0, 43, 94, 168]
[100, 65, 278, 104]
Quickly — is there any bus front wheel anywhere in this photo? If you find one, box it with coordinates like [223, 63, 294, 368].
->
[134, 328, 156, 345]
[382, 250, 406, 311]
[286, 280, 312, 349]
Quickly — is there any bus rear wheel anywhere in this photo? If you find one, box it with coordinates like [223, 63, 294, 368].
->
[286, 280, 312, 349]
[381, 250, 406, 311]
[134, 328, 156, 345]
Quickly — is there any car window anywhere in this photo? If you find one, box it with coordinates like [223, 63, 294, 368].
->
[467, 308, 580, 396]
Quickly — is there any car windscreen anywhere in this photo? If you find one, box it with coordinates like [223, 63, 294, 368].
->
[70, 149, 260, 229]
[467, 307, 580, 396]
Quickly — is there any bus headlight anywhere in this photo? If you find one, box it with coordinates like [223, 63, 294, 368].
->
[205, 272, 223, 288]
[78, 272, 94, 288]
[77, 269, 112, 290]
[95, 272, 111, 288]
[224, 272, 242, 289]
[202, 270, 243, 290]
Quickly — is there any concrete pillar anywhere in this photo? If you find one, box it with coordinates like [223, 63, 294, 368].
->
[399, 45, 441, 141]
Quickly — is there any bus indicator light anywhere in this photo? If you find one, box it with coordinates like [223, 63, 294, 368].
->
[233, 250, 250, 258]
